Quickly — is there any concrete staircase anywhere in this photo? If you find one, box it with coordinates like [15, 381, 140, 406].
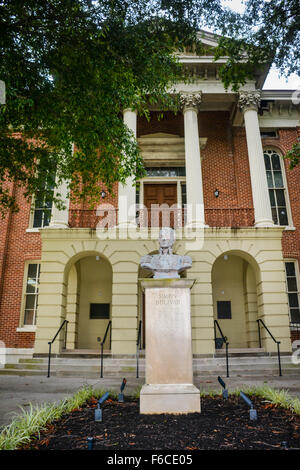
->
[1, 349, 299, 383]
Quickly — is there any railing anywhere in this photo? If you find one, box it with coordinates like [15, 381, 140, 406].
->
[257, 319, 282, 376]
[214, 320, 229, 377]
[68, 207, 255, 229]
[136, 320, 142, 378]
[290, 322, 300, 344]
[47, 320, 68, 378]
[100, 320, 112, 378]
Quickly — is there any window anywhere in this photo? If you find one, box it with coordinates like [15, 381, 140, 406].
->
[263, 149, 289, 226]
[217, 301, 232, 319]
[285, 261, 300, 323]
[260, 130, 277, 139]
[23, 263, 40, 325]
[31, 172, 55, 228]
[145, 167, 186, 177]
[89, 303, 110, 319]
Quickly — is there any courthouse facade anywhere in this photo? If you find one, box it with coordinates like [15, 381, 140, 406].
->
[0, 31, 300, 363]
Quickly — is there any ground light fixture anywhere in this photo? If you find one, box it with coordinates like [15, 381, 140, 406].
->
[118, 378, 127, 402]
[87, 437, 94, 450]
[95, 391, 110, 422]
[217, 376, 228, 399]
[240, 391, 257, 421]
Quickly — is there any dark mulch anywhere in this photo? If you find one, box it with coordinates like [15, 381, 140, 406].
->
[22, 396, 300, 450]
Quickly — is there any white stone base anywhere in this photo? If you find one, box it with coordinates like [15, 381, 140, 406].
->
[0, 348, 34, 368]
[140, 384, 201, 414]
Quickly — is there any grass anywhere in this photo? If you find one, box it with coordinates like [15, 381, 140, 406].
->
[0, 384, 299, 450]
[200, 385, 300, 415]
[0, 386, 117, 450]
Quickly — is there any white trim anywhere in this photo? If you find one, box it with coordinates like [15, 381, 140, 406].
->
[26, 228, 40, 233]
[263, 147, 294, 228]
[259, 119, 300, 128]
[261, 90, 299, 101]
[16, 326, 37, 332]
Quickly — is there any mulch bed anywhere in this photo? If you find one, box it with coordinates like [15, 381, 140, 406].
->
[22, 395, 300, 450]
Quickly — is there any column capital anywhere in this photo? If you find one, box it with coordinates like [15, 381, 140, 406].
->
[180, 92, 202, 113]
[123, 108, 137, 115]
[238, 90, 261, 113]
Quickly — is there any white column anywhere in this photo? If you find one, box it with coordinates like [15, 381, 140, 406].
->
[49, 176, 69, 228]
[118, 108, 137, 227]
[238, 91, 274, 227]
[180, 93, 206, 227]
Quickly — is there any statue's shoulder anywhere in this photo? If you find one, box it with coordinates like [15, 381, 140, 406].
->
[140, 254, 154, 266]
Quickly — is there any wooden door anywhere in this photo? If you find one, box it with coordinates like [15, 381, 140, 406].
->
[143, 184, 178, 227]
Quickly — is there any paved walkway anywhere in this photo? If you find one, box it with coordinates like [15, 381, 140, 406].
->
[1, 375, 300, 428]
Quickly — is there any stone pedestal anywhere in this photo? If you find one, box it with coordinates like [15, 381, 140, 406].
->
[140, 278, 200, 414]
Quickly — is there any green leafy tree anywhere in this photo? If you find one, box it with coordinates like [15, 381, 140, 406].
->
[0, 0, 299, 215]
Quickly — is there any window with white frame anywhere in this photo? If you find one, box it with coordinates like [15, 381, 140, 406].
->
[31, 172, 55, 228]
[263, 149, 289, 226]
[23, 263, 40, 325]
[285, 261, 300, 323]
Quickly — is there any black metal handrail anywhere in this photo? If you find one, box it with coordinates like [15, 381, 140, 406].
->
[257, 318, 282, 376]
[214, 320, 229, 377]
[100, 320, 112, 378]
[47, 320, 68, 378]
[136, 320, 142, 378]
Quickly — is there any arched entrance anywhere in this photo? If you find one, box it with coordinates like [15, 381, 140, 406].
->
[66, 254, 112, 350]
[212, 252, 260, 349]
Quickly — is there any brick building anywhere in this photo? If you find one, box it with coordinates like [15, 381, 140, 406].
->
[0, 31, 299, 365]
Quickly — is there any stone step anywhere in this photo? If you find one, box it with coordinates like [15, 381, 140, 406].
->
[5, 363, 144, 372]
[18, 357, 294, 367]
[1, 368, 298, 379]
[9, 360, 295, 372]
[216, 348, 265, 354]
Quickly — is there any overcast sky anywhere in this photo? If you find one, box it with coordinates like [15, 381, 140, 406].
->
[220, 0, 300, 90]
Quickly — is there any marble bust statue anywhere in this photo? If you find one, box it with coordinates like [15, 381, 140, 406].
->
[140, 228, 192, 279]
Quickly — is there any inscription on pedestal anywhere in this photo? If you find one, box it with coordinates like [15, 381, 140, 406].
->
[155, 292, 182, 305]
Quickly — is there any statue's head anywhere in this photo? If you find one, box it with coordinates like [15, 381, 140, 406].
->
[159, 227, 175, 250]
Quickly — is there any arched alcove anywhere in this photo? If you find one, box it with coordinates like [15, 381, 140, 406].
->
[65, 253, 112, 350]
[212, 251, 260, 349]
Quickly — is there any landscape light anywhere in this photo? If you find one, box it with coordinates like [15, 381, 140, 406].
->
[240, 391, 257, 421]
[118, 378, 127, 402]
[217, 376, 228, 399]
[87, 437, 94, 450]
[95, 391, 110, 422]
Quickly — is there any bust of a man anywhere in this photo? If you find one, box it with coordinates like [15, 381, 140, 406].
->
[140, 228, 192, 279]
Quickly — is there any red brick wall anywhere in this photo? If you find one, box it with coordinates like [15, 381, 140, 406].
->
[0, 183, 41, 348]
[138, 111, 254, 211]
[0, 113, 299, 350]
